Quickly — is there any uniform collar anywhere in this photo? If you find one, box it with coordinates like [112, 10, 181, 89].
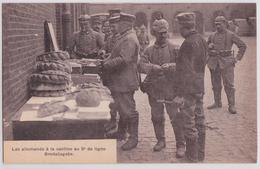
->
[118, 29, 133, 40]
[216, 29, 227, 34]
[184, 30, 198, 38]
[154, 40, 168, 48]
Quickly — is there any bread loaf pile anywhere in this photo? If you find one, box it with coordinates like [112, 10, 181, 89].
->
[30, 51, 72, 97]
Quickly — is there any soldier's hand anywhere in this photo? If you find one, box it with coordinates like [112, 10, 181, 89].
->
[173, 96, 184, 108]
[98, 50, 106, 57]
[161, 63, 176, 72]
[97, 60, 104, 71]
[208, 43, 215, 50]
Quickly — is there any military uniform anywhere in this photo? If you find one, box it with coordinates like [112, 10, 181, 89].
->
[102, 9, 123, 135]
[207, 16, 246, 114]
[176, 12, 207, 162]
[139, 19, 185, 156]
[103, 13, 140, 150]
[91, 14, 106, 39]
[69, 15, 104, 59]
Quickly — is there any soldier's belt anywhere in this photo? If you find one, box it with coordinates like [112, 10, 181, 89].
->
[209, 50, 233, 57]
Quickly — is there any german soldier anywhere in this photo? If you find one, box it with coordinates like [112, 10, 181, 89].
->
[207, 16, 247, 114]
[68, 14, 104, 59]
[102, 9, 123, 135]
[102, 13, 140, 150]
[175, 12, 208, 162]
[138, 19, 185, 157]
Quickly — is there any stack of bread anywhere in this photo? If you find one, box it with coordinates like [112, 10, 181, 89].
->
[30, 51, 72, 97]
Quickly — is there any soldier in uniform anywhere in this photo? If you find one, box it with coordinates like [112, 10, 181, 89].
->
[102, 13, 140, 150]
[207, 16, 247, 114]
[175, 12, 208, 162]
[138, 19, 185, 157]
[68, 14, 104, 59]
[137, 24, 150, 55]
[91, 14, 106, 39]
[102, 9, 123, 135]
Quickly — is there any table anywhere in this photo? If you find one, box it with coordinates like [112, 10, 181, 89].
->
[12, 96, 111, 140]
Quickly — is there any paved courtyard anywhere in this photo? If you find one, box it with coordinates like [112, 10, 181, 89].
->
[117, 35, 257, 163]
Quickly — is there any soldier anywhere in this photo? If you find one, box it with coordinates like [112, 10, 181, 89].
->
[68, 14, 104, 59]
[138, 19, 185, 157]
[175, 12, 208, 162]
[102, 9, 123, 135]
[102, 13, 140, 150]
[91, 13, 106, 38]
[207, 16, 247, 114]
[137, 24, 150, 55]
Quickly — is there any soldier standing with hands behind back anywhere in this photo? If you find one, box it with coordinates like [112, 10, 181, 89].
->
[207, 16, 246, 114]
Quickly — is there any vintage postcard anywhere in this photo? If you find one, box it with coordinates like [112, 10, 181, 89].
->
[1, 1, 258, 167]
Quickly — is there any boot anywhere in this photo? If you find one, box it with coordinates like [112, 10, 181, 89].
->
[106, 117, 127, 141]
[207, 89, 222, 109]
[105, 108, 118, 131]
[171, 116, 186, 158]
[153, 140, 166, 152]
[198, 132, 206, 162]
[104, 118, 117, 132]
[152, 120, 166, 151]
[185, 137, 199, 163]
[225, 88, 237, 114]
[121, 116, 138, 151]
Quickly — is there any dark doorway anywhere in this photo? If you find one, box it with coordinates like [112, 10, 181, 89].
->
[135, 12, 148, 27]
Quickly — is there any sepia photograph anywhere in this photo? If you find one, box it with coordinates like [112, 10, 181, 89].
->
[1, 1, 258, 165]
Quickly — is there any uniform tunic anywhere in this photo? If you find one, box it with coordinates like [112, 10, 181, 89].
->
[69, 29, 104, 58]
[207, 29, 246, 70]
[103, 29, 140, 120]
[176, 30, 207, 139]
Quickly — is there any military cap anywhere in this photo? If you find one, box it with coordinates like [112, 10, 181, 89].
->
[78, 14, 91, 22]
[91, 13, 109, 24]
[109, 15, 120, 24]
[108, 9, 121, 17]
[152, 19, 169, 32]
[175, 12, 196, 29]
[215, 16, 227, 24]
[120, 12, 136, 23]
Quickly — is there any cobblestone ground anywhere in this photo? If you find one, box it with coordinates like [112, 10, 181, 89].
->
[117, 36, 257, 163]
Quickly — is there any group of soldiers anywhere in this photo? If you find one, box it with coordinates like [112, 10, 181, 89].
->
[67, 9, 246, 163]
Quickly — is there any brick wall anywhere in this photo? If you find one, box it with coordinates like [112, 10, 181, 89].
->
[2, 3, 57, 119]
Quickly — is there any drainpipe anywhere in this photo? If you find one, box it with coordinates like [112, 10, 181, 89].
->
[62, 4, 71, 51]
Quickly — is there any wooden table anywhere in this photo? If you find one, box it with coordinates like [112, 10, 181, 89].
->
[12, 96, 111, 140]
